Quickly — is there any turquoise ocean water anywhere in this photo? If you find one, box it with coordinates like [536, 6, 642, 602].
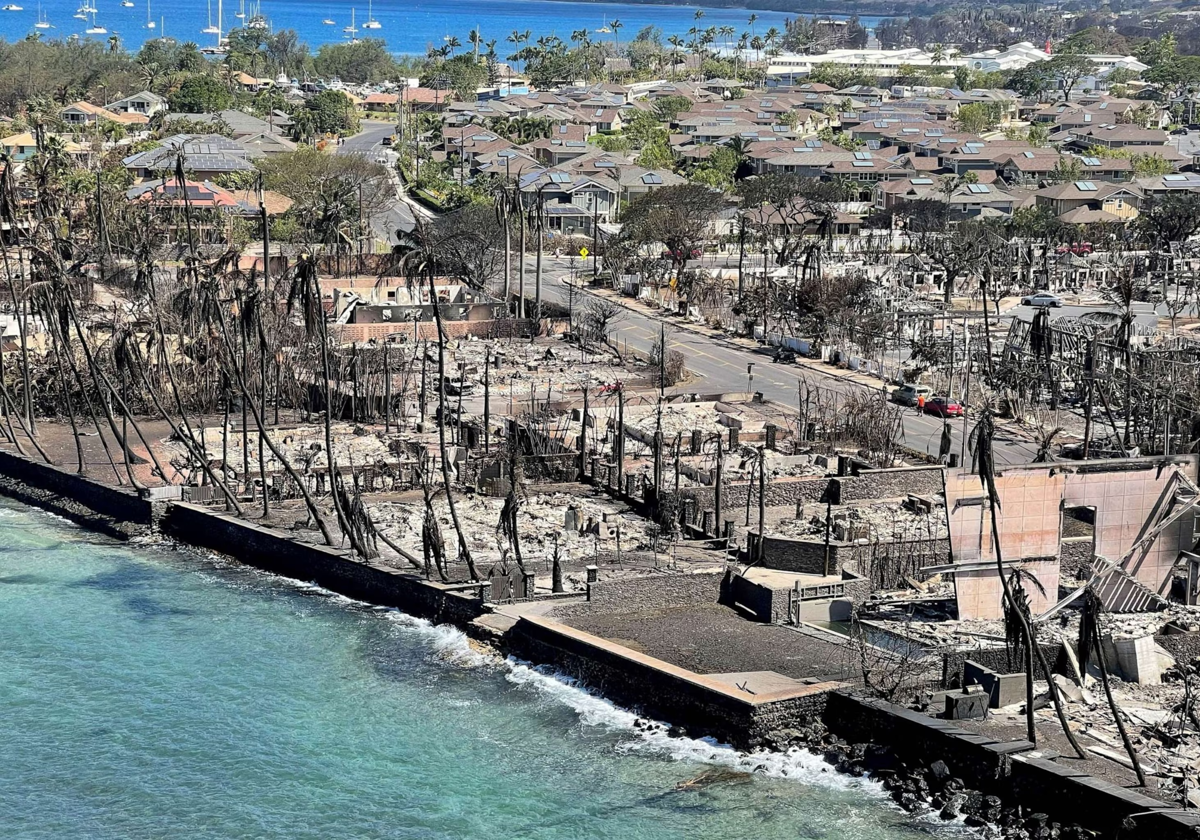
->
[0, 498, 942, 839]
[0, 0, 882, 58]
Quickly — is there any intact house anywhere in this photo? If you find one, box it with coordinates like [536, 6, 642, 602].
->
[519, 170, 617, 235]
[1032, 180, 1142, 222]
[122, 134, 259, 181]
[59, 101, 149, 129]
[105, 90, 168, 118]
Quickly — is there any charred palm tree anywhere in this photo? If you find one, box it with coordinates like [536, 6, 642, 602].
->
[403, 225, 481, 582]
[197, 268, 335, 545]
[971, 407, 1086, 758]
[1079, 588, 1146, 786]
[285, 254, 371, 556]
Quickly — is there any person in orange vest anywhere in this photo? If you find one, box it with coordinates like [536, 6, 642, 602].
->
[916, 393, 926, 415]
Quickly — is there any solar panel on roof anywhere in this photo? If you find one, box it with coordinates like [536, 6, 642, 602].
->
[1075, 180, 1098, 191]
[805, 139, 821, 148]
[549, 172, 571, 183]
[854, 151, 872, 160]
[1164, 174, 1189, 181]
[642, 173, 663, 185]
[911, 178, 933, 184]
[966, 183, 990, 194]
[852, 160, 873, 167]
[1082, 157, 1101, 166]
[1023, 151, 1035, 158]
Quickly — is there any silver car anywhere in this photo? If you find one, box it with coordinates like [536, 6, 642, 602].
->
[1021, 292, 1063, 307]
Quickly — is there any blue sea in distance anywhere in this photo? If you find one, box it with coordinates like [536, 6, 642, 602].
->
[0, 498, 952, 839]
[0, 0, 883, 57]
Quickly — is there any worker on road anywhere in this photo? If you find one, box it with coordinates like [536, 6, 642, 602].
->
[916, 393, 926, 415]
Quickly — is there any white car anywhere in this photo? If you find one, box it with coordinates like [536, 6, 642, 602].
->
[1021, 292, 1063, 308]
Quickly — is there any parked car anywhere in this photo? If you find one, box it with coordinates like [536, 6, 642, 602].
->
[1021, 291, 1063, 308]
[381, 134, 395, 146]
[923, 396, 963, 417]
[890, 384, 933, 407]
[773, 348, 796, 364]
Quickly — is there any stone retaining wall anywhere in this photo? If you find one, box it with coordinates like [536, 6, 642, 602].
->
[823, 692, 1200, 840]
[159, 503, 485, 627]
[0, 448, 158, 538]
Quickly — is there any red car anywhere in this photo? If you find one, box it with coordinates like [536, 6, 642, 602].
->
[923, 396, 963, 418]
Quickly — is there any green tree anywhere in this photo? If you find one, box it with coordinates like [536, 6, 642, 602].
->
[305, 89, 360, 136]
[312, 38, 395, 83]
[952, 101, 1003, 134]
[1047, 54, 1097, 101]
[167, 74, 232, 113]
[1131, 153, 1174, 177]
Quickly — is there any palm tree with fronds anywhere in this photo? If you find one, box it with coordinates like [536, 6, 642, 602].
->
[764, 26, 780, 55]
[445, 35, 461, 56]
[667, 35, 684, 77]
[468, 27, 482, 59]
[747, 12, 758, 37]
[107, 33, 120, 53]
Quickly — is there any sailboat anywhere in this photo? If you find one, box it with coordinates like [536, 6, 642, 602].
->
[234, 0, 243, 18]
[85, 10, 106, 33]
[321, 16, 334, 24]
[361, 0, 379, 29]
[595, 15, 611, 33]
[342, 7, 356, 36]
[202, 0, 218, 32]
[121, 1, 134, 7]
[145, 0, 154, 27]
[73, 8, 86, 19]
[245, 0, 265, 28]
[34, 2, 50, 27]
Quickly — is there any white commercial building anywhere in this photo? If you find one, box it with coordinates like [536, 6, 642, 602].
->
[767, 41, 1148, 84]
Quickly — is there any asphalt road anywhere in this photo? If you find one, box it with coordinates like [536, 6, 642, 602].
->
[521, 257, 1040, 465]
[336, 120, 418, 245]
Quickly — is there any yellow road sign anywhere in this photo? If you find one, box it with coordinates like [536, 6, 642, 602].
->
[579, 247, 589, 258]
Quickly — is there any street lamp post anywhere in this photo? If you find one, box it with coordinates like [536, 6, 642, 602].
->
[746, 362, 754, 396]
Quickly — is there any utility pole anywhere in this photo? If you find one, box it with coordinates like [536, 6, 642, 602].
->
[384, 340, 392, 433]
[757, 447, 765, 563]
[419, 338, 427, 428]
[747, 362, 754, 397]
[483, 348, 490, 454]
[960, 318, 970, 466]
[592, 196, 599, 282]
[659, 322, 666, 397]
[518, 194, 527, 319]
[616, 387, 624, 493]
[714, 435, 723, 543]
[579, 385, 588, 480]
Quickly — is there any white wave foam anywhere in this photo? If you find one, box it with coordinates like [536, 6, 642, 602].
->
[382, 610, 494, 669]
[502, 659, 886, 794]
